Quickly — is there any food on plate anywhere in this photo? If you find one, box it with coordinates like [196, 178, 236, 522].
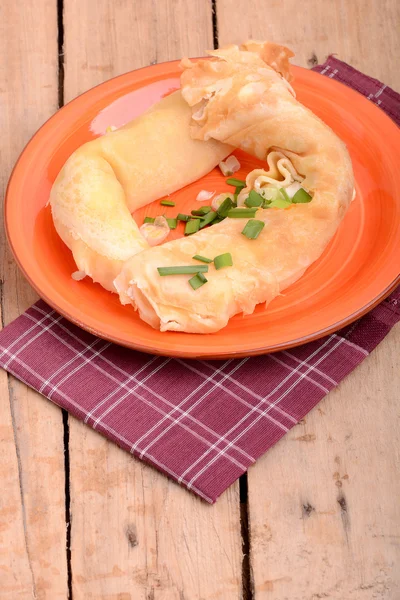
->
[114, 41, 354, 333]
[50, 91, 232, 291]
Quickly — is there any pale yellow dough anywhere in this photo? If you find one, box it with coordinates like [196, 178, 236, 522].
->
[115, 42, 354, 333]
[50, 91, 232, 291]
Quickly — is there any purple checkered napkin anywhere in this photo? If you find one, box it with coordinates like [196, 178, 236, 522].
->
[0, 58, 399, 502]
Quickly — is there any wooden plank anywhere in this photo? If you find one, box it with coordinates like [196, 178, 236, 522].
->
[216, 0, 400, 89]
[62, 2, 242, 598]
[0, 1, 69, 598]
[246, 327, 400, 598]
[217, 3, 400, 596]
[69, 424, 242, 599]
[64, 0, 213, 98]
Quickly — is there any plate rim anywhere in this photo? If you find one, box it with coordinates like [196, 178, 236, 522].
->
[5, 61, 400, 359]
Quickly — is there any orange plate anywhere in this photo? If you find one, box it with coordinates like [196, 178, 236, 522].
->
[5, 62, 400, 359]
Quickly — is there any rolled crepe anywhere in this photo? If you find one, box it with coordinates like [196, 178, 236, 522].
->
[115, 42, 354, 333]
[50, 91, 232, 291]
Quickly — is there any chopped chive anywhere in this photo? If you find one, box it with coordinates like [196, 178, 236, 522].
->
[234, 186, 242, 200]
[245, 190, 264, 208]
[193, 255, 213, 263]
[214, 215, 225, 223]
[292, 188, 312, 203]
[157, 265, 208, 276]
[227, 208, 257, 218]
[279, 187, 291, 202]
[189, 272, 208, 290]
[166, 218, 177, 229]
[160, 199, 176, 207]
[227, 177, 246, 187]
[241, 219, 265, 240]
[214, 253, 233, 270]
[177, 213, 191, 222]
[184, 219, 201, 235]
[262, 188, 282, 202]
[143, 216, 155, 224]
[269, 198, 292, 209]
[191, 206, 212, 216]
[217, 197, 234, 218]
[199, 210, 218, 228]
[262, 199, 271, 208]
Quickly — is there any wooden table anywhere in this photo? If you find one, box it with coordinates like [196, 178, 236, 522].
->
[1, 2, 399, 598]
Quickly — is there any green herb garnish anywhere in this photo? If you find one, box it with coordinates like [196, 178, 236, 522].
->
[227, 208, 257, 218]
[214, 253, 233, 270]
[245, 190, 264, 208]
[292, 188, 312, 203]
[199, 211, 218, 228]
[241, 219, 265, 239]
[217, 197, 235, 218]
[269, 198, 292, 209]
[160, 199, 176, 207]
[166, 218, 177, 229]
[157, 265, 208, 276]
[193, 255, 213, 263]
[233, 186, 242, 201]
[184, 219, 201, 235]
[226, 177, 246, 187]
[191, 206, 212, 216]
[189, 272, 208, 290]
[279, 187, 291, 202]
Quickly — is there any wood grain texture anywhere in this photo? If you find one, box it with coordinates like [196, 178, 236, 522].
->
[0, 1, 68, 598]
[63, 1, 242, 598]
[63, 0, 214, 100]
[216, 4, 400, 597]
[69, 423, 241, 600]
[3, 1, 400, 598]
[216, 0, 400, 90]
[247, 325, 400, 599]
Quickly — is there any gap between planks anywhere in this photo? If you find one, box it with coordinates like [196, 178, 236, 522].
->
[211, 0, 219, 50]
[57, 0, 72, 597]
[240, 473, 253, 600]
[212, 8, 253, 598]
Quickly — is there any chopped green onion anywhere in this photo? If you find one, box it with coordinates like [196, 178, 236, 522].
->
[227, 208, 257, 218]
[157, 265, 208, 276]
[199, 211, 218, 229]
[269, 198, 292, 209]
[261, 187, 281, 202]
[166, 218, 177, 229]
[214, 215, 225, 223]
[192, 206, 212, 216]
[189, 272, 208, 290]
[262, 199, 271, 208]
[227, 177, 246, 187]
[233, 186, 242, 201]
[245, 190, 264, 208]
[217, 197, 234, 218]
[177, 213, 191, 222]
[279, 187, 291, 202]
[143, 216, 155, 224]
[184, 219, 201, 235]
[214, 253, 233, 270]
[292, 188, 312, 203]
[160, 199, 176, 207]
[241, 219, 265, 240]
[193, 255, 213, 263]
